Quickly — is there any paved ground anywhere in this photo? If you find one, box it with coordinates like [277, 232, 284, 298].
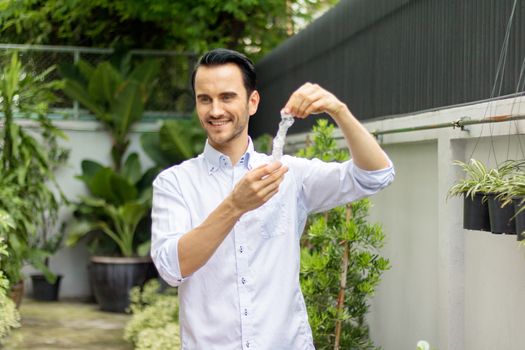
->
[3, 299, 132, 350]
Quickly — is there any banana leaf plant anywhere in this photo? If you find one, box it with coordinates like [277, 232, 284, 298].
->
[67, 153, 157, 257]
[140, 117, 206, 171]
[59, 57, 160, 171]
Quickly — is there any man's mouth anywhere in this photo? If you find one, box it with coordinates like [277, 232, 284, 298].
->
[209, 120, 230, 126]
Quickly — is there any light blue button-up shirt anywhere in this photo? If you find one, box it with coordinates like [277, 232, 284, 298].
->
[151, 138, 394, 350]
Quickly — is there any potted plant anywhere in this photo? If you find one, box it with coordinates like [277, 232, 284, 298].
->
[448, 159, 492, 231]
[60, 55, 161, 312]
[448, 159, 522, 233]
[0, 52, 68, 305]
[484, 160, 524, 234]
[66, 154, 157, 312]
[28, 223, 67, 301]
[497, 173, 525, 240]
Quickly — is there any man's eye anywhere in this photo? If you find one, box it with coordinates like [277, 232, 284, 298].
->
[199, 97, 211, 104]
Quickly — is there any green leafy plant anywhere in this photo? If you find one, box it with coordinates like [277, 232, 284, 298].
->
[0, 233, 20, 342]
[0, 0, 338, 59]
[124, 279, 180, 350]
[297, 119, 390, 349]
[448, 159, 524, 199]
[0, 51, 68, 285]
[67, 154, 156, 257]
[60, 56, 160, 171]
[253, 133, 273, 154]
[496, 173, 525, 210]
[141, 117, 206, 171]
[61, 56, 161, 257]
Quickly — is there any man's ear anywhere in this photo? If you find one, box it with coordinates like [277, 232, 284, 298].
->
[248, 90, 260, 116]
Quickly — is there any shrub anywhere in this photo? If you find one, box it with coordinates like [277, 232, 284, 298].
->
[297, 119, 390, 349]
[0, 234, 20, 342]
[124, 279, 180, 350]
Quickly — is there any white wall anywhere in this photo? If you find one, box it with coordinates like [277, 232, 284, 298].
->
[368, 141, 440, 348]
[364, 97, 525, 350]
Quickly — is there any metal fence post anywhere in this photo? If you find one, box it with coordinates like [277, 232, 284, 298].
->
[73, 49, 80, 120]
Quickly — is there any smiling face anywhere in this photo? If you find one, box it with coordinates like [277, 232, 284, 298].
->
[194, 63, 259, 156]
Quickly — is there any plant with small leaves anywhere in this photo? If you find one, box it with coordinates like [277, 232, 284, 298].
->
[124, 279, 180, 350]
[297, 119, 390, 350]
[0, 234, 20, 342]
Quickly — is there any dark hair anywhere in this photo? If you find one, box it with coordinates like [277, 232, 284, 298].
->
[191, 48, 257, 96]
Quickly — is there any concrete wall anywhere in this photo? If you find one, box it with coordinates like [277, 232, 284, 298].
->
[286, 95, 525, 350]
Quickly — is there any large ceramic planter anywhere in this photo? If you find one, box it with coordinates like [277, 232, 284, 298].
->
[89, 256, 157, 313]
[514, 197, 525, 241]
[487, 194, 516, 234]
[31, 274, 62, 301]
[463, 193, 490, 231]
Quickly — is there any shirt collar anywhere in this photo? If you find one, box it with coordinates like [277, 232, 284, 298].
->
[203, 137, 255, 174]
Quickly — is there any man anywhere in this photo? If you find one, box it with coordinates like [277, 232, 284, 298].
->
[151, 48, 394, 350]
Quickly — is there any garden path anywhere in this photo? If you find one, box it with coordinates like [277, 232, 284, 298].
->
[3, 299, 132, 350]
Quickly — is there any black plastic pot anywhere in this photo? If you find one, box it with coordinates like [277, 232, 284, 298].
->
[514, 197, 525, 241]
[89, 256, 157, 313]
[463, 193, 491, 231]
[31, 274, 62, 301]
[488, 194, 516, 234]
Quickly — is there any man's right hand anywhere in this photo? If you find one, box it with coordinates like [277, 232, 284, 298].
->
[229, 161, 289, 214]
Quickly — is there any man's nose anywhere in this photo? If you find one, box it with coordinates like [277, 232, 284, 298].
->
[210, 100, 225, 117]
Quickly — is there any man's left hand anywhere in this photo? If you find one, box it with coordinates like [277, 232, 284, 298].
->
[283, 83, 346, 120]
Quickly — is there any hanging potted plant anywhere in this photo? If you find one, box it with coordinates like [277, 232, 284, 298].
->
[448, 159, 491, 231]
[497, 173, 525, 240]
[448, 159, 524, 234]
[483, 160, 523, 234]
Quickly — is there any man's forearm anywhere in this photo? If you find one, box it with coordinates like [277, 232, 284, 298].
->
[331, 104, 390, 171]
[178, 195, 243, 277]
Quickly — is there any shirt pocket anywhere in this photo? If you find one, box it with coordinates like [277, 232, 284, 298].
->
[258, 191, 288, 239]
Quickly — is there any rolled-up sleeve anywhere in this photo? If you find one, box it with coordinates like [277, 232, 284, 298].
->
[287, 153, 395, 214]
[151, 172, 192, 286]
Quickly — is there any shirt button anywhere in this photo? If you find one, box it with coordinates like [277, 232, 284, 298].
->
[244, 308, 248, 316]
[241, 277, 246, 285]
[239, 246, 244, 253]
[246, 341, 250, 348]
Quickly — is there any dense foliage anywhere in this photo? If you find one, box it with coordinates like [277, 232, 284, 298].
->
[297, 119, 390, 349]
[0, 234, 20, 342]
[124, 280, 180, 350]
[0, 52, 68, 284]
[0, 0, 338, 59]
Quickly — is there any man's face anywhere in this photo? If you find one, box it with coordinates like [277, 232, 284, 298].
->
[194, 63, 259, 153]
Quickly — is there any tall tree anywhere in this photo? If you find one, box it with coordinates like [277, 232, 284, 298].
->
[0, 0, 338, 59]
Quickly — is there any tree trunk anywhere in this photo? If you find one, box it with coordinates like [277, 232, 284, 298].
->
[2, 98, 14, 170]
[334, 205, 352, 350]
